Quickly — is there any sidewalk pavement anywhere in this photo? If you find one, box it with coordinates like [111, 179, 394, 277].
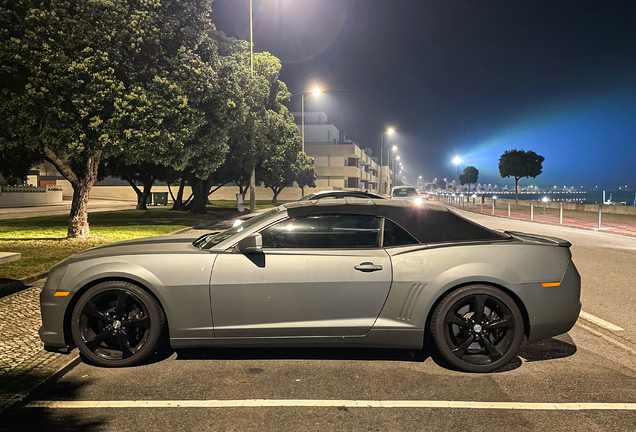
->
[444, 200, 636, 237]
[0, 215, 237, 413]
[0, 198, 137, 220]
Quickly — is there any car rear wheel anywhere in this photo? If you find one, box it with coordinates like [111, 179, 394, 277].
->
[71, 281, 166, 367]
[430, 285, 524, 373]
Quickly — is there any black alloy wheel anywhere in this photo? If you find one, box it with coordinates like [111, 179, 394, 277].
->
[71, 281, 166, 367]
[430, 285, 524, 373]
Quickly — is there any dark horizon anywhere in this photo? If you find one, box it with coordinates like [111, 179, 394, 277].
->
[211, 0, 636, 189]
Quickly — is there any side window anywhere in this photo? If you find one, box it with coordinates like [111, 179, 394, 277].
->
[261, 214, 381, 249]
[383, 219, 419, 247]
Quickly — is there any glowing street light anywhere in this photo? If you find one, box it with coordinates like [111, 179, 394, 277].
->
[392, 145, 398, 151]
[312, 87, 321, 96]
[453, 156, 462, 181]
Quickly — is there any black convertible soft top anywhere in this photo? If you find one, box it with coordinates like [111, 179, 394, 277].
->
[284, 199, 510, 244]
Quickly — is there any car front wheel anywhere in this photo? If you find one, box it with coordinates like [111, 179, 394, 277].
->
[430, 285, 524, 373]
[71, 281, 166, 367]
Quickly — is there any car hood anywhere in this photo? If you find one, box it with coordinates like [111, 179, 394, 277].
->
[67, 234, 203, 263]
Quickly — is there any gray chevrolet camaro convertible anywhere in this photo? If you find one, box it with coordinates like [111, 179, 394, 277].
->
[40, 199, 581, 373]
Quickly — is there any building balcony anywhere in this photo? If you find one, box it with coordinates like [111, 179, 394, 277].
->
[305, 143, 362, 159]
[315, 165, 362, 178]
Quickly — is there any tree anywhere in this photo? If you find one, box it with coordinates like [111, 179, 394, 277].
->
[101, 158, 173, 210]
[257, 109, 310, 203]
[435, 178, 446, 190]
[498, 149, 545, 203]
[0, 0, 218, 237]
[296, 153, 317, 192]
[458, 166, 479, 192]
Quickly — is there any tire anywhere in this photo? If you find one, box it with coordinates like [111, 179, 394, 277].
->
[430, 285, 524, 373]
[71, 281, 166, 367]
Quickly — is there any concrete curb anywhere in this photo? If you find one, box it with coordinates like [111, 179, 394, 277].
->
[0, 272, 49, 299]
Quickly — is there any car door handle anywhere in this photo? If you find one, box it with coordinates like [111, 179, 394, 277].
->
[354, 262, 383, 272]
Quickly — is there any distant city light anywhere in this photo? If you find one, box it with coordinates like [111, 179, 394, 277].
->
[542, 197, 549, 202]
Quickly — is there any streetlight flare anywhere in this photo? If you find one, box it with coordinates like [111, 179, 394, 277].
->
[387, 128, 395, 135]
[312, 87, 321, 96]
[392, 145, 398, 151]
[453, 156, 462, 165]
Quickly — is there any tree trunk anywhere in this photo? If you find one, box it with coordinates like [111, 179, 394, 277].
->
[126, 178, 146, 210]
[208, 182, 227, 197]
[190, 177, 213, 214]
[68, 177, 94, 238]
[468, 184, 471, 193]
[171, 175, 186, 210]
[271, 188, 281, 204]
[43, 146, 100, 239]
[137, 179, 153, 210]
[515, 177, 519, 204]
[167, 183, 177, 205]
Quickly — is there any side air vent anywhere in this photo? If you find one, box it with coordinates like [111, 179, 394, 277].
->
[398, 284, 425, 321]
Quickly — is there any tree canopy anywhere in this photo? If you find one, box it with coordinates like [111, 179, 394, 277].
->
[0, 0, 227, 236]
[498, 149, 544, 201]
[458, 166, 479, 192]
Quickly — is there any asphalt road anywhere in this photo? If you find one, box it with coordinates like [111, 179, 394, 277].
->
[3, 204, 636, 431]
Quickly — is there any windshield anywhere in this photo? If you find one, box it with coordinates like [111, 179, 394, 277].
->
[393, 188, 418, 197]
[196, 208, 280, 249]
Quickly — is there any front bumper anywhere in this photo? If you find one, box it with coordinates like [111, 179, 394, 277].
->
[38, 269, 73, 348]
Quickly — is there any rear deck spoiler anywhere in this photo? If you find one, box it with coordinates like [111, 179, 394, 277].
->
[504, 231, 572, 247]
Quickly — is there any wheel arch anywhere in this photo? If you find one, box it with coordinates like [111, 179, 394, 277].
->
[62, 276, 170, 348]
[423, 281, 530, 340]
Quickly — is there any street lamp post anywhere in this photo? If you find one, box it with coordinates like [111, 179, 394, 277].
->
[390, 146, 398, 187]
[380, 128, 394, 195]
[453, 156, 462, 191]
[248, 0, 256, 213]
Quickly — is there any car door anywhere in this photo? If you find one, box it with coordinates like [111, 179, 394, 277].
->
[210, 214, 392, 337]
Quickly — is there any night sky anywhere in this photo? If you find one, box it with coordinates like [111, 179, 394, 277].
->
[211, 0, 636, 189]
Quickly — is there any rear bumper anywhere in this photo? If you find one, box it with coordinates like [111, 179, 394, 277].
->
[520, 259, 581, 343]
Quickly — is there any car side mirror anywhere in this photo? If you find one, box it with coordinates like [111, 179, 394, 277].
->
[236, 233, 262, 254]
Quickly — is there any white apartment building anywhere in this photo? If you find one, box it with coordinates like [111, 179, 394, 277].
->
[293, 112, 392, 194]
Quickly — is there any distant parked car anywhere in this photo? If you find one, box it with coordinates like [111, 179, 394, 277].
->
[391, 186, 423, 204]
[298, 190, 384, 201]
[232, 190, 385, 227]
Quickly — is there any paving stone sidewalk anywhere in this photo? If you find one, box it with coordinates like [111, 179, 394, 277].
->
[0, 279, 48, 375]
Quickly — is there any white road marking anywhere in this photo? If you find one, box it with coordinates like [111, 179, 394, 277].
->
[579, 311, 624, 331]
[25, 400, 636, 410]
[576, 322, 636, 356]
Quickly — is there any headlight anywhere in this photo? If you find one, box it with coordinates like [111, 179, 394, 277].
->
[414, 197, 423, 205]
[232, 219, 243, 227]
